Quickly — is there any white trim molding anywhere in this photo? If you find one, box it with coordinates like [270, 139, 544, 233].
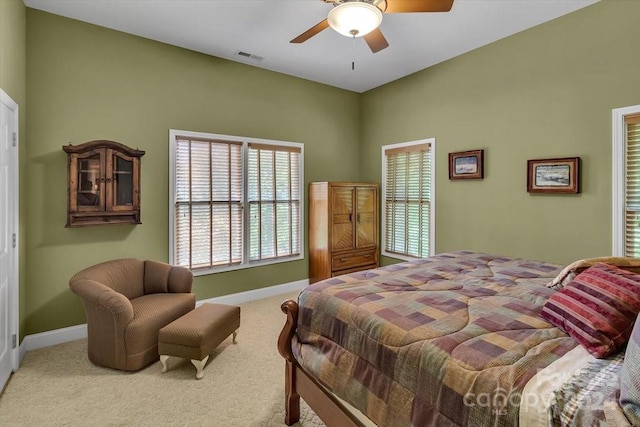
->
[20, 324, 88, 363]
[381, 138, 436, 261]
[196, 278, 307, 306]
[18, 279, 308, 360]
[612, 104, 640, 256]
[0, 88, 20, 376]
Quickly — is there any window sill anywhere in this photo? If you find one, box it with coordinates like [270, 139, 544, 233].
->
[381, 251, 423, 263]
[190, 254, 304, 277]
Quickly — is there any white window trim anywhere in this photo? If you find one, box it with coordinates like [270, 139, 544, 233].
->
[381, 138, 436, 261]
[169, 129, 304, 276]
[612, 104, 640, 256]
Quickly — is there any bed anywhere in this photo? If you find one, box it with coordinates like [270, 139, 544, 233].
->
[277, 251, 640, 426]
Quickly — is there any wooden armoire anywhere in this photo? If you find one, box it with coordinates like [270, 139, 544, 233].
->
[308, 182, 379, 283]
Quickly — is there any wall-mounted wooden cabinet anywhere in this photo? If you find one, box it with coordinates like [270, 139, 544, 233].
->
[308, 182, 379, 283]
[63, 140, 145, 227]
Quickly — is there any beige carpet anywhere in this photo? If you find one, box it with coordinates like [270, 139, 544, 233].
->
[0, 292, 325, 427]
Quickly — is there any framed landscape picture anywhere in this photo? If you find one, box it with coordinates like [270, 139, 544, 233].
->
[449, 149, 484, 180]
[527, 157, 580, 193]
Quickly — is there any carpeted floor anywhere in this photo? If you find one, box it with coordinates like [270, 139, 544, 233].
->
[0, 292, 324, 427]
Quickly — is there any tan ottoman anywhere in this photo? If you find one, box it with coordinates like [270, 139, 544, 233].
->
[158, 303, 240, 379]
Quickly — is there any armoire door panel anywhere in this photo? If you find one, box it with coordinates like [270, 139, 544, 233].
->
[356, 187, 377, 249]
[331, 187, 355, 252]
[357, 187, 376, 213]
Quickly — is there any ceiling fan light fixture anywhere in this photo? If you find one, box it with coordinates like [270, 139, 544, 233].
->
[327, 2, 383, 38]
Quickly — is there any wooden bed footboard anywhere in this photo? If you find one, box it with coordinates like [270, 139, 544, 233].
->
[278, 299, 365, 427]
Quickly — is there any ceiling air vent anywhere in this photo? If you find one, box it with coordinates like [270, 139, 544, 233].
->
[235, 51, 265, 62]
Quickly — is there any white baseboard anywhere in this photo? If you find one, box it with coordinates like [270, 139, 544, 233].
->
[196, 278, 307, 306]
[20, 324, 88, 363]
[18, 279, 307, 361]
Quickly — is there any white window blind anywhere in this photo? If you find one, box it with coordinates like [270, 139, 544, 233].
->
[383, 141, 434, 259]
[247, 143, 301, 261]
[171, 131, 303, 274]
[175, 136, 243, 269]
[625, 113, 640, 257]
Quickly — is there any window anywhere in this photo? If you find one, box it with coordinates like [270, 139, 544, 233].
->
[170, 130, 303, 274]
[613, 105, 640, 256]
[247, 143, 301, 261]
[381, 139, 435, 260]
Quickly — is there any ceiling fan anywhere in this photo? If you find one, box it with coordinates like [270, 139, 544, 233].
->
[291, 0, 454, 53]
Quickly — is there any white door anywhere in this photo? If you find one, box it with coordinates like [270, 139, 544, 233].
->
[0, 89, 19, 392]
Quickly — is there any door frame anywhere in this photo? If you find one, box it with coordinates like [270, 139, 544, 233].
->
[0, 88, 20, 377]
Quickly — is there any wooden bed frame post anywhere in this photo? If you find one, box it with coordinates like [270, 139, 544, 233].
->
[279, 300, 301, 425]
[285, 360, 301, 424]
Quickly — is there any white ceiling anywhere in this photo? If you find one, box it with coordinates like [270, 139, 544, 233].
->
[23, 0, 599, 93]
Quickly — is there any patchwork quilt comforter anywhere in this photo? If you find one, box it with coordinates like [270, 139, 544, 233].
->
[292, 251, 579, 427]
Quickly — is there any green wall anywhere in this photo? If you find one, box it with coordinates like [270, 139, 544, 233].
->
[361, 0, 640, 266]
[25, 9, 361, 335]
[21, 0, 640, 336]
[0, 0, 27, 337]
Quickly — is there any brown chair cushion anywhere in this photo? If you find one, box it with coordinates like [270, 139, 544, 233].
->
[168, 266, 194, 294]
[125, 293, 196, 358]
[71, 258, 145, 300]
[143, 260, 171, 294]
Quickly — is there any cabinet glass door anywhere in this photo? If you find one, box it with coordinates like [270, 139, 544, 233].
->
[113, 155, 134, 207]
[77, 154, 101, 209]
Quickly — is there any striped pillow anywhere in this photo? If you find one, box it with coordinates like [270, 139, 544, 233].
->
[539, 262, 640, 358]
[620, 315, 640, 425]
[547, 257, 640, 290]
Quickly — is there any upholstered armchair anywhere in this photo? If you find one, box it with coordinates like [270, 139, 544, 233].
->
[69, 259, 195, 371]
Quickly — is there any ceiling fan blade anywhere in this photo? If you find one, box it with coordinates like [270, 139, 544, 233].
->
[290, 19, 330, 44]
[384, 0, 454, 13]
[364, 29, 389, 53]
